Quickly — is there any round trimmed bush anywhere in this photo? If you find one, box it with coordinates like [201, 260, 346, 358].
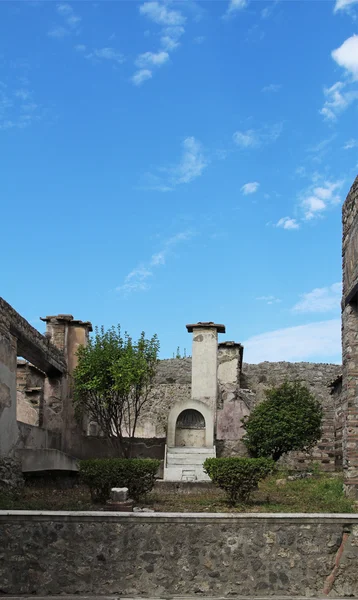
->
[79, 458, 160, 503]
[204, 457, 275, 505]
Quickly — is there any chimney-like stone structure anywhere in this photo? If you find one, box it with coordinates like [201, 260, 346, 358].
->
[342, 175, 358, 498]
[40, 315, 93, 448]
[186, 322, 226, 412]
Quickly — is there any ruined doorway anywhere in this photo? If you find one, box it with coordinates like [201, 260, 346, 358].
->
[175, 409, 205, 447]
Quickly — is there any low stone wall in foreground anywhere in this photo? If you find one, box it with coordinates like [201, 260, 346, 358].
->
[0, 512, 358, 596]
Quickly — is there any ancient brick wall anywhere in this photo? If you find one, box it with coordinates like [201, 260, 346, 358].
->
[342, 175, 358, 497]
[242, 361, 341, 470]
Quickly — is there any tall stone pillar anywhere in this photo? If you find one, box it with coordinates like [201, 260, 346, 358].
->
[186, 322, 226, 412]
[216, 341, 249, 455]
[41, 315, 92, 453]
[342, 175, 358, 498]
[0, 315, 19, 456]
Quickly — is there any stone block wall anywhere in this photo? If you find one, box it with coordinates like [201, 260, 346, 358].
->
[342, 175, 358, 497]
[242, 361, 341, 470]
[0, 315, 19, 456]
[1, 512, 358, 596]
[16, 360, 45, 427]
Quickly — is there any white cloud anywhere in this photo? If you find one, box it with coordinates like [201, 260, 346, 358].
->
[233, 123, 282, 148]
[161, 26, 185, 51]
[86, 47, 125, 64]
[320, 36, 358, 120]
[48, 26, 69, 38]
[334, 0, 358, 10]
[261, 1, 278, 19]
[300, 180, 343, 220]
[233, 130, 257, 147]
[161, 36, 179, 51]
[243, 319, 341, 363]
[320, 81, 352, 121]
[332, 35, 358, 80]
[241, 181, 260, 195]
[150, 231, 193, 266]
[117, 267, 152, 294]
[292, 282, 342, 314]
[139, 1, 186, 26]
[117, 230, 194, 294]
[344, 138, 358, 149]
[15, 89, 31, 101]
[132, 69, 152, 86]
[225, 0, 248, 16]
[136, 51, 169, 68]
[49, 2, 81, 37]
[262, 83, 281, 93]
[56, 3, 72, 16]
[136, 3, 186, 85]
[75, 44, 86, 52]
[141, 137, 208, 191]
[173, 137, 207, 185]
[276, 217, 299, 230]
[256, 295, 281, 305]
[0, 83, 41, 131]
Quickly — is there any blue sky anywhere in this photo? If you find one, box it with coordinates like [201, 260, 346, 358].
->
[1, 0, 357, 363]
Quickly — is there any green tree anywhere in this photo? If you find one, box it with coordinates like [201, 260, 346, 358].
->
[242, 381, 323, 462]
[73, 325, 159, 457]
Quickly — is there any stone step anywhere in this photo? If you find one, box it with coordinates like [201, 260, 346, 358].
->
[181, 469, 196, 481]
[168, 446, 215, 454]
[163, 463, 212, 482]
[167, 456, 212, 465]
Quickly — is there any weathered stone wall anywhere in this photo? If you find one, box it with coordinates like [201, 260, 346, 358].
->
[0, 298, 67, 377]
[242, 361, 341, 470]
[0, 457, 24, 493]
[0, 512, 358, 596]
[216, 342, 247, 453]
[139, 359, 192, 437]
[16, 360, 45, 427]
[0, 299, 68, 457]
[135, 358, 342, 469]
[342, 175, 358, 497]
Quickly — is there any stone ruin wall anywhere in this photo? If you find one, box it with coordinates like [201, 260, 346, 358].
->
[2, 512, 358, 597]
[342, 175, 358, 495]
[16, 361, 45, 427]
[14, 343, 343, 471]
[137, 357, 342, 470]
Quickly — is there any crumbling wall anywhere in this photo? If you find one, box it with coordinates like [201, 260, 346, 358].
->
[16, 361, 45, 427]
[342, 175, 358, 497]
[242, 361, 341, 470]
[216, 343, 248, 457]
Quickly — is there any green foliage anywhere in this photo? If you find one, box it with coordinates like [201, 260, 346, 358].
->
[73, 325, 159, 456]
[242, 381, 323, 462]
[204, 457, 275, 504]
[79, 458, 160, 503]
[261, 473, 355, 514]
[173, 346, 187, 359]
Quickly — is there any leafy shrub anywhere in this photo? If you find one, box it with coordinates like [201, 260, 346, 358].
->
[204, 457, 275, 504]
[79, 458, 160, 503]
[243, 381, 323, 461]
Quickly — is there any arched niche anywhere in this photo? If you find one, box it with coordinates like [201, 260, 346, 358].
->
[167, 399, 214, 448]
[175, 409, 206, 447]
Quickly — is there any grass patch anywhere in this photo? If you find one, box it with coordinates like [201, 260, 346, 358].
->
[0, 472, 355, 513]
